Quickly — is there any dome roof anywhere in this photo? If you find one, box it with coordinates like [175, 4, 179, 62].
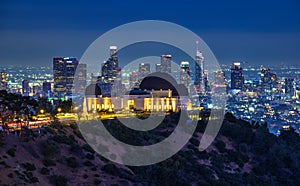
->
[85, 84, 102, 96]
[139, 72, 188, 96]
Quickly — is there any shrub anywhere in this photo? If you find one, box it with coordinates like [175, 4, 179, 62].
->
[51, 120, 63, 129]
[94, 179, 101, 184]
[66, 157, 78, 168]
[91, 166, 97, 171]
[7, 173, 13, 178]
[40, 167, 50, 175]
[52, 135, 76, 145]
[0, 135, 5, 147]
[190, 138, 200, 146]
[21, 163, 36, 171]
[83, 160, 93, 167]
[44, 127, 56, 134]
[82, 144, 95, 153]
[41, 141, 57, 158]
[43, 159, 56, 167]
[6, 148, 16, 157]
[215, 140, 226, 153]
[83, 174, 88, 179]
[102, 164, 120, 175]
[50, 175, 68, 186]
[85, 153, 94, 160]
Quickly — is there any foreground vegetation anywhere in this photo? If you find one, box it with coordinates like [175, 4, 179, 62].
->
[0, 113, 299, 185]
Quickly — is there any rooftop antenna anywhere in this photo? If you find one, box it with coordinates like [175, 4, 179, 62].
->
[196, 40, 199, 52]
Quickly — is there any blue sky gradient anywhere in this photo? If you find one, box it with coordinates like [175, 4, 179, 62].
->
[0, 0, 300, 66]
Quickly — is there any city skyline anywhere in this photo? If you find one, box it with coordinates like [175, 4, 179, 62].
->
[1, 2, 300, 185]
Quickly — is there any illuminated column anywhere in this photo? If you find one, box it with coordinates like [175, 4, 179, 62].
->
[94, 98, 97, 113]
[172, 98, 176, 112]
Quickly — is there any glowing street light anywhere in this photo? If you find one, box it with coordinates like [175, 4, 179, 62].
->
[40, 109, 44, 114]
[57, 108, 62, 113]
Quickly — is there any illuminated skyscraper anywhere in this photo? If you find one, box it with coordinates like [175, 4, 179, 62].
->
[180, 61, 190, 88]
[0, 71, 8, 91]
[230, 62, 244, 90]
[99, 46, 122, 97]
[42, 82, 51, 98]
[160, 54, 172, 74]
[203, 70, 210, 92]
[212, 70, 227, 107]
[129, 71, 139, 88]
[194, 49, 204, 86]
[261, 67, 277, 93]
[214, 70, 225, 85]
[75, 63, 87, 95]
[22, 80, 30, 96]
[285, 78, 295, 97]
[53, 57, 79, 99]
[156, 63, 162, 72]
[101, 46, 119, 79]
[139, 63, 150, 77]
[65, 58, 79, 97]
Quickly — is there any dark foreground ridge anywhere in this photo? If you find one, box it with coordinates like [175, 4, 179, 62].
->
[0, 113, 299, 185]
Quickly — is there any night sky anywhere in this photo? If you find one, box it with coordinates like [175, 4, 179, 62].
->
[1, 0, 300, 66]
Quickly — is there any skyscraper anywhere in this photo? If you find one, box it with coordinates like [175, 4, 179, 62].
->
[65, 58, 79, 97]
[22, 80, 30, 96]
[212, 70, 227, 107]
[230, 62, 244, 90]
[42, 82, 51, 98]
[214, 70, 225, 85]
[0, 71, 8, 91]
[156, 63, 162, 72]
[160, 54, 172, 74]
[203, 70, 210, 92]
[139, 63, 150, 77]
[129, 71, 139, 89]
[101, 46, 119, 79]
[194, 49, 204, 86]
[99, 46, 121, 97]
[53, 57, 79, 99]
[261, 67, 277, 93]
[285, 78, 295, 97]
[180, 61, 190, 88]
[75, 63, 87, 95]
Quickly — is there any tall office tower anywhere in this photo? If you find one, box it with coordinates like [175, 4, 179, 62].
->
[32, 85, 41, 96]
[180, 61, 190, 88]
[261, 67, 277, 93]
[139, 63, 150, 77]
[230, 62, 244, 90]
[101, 46, 119, 80]
[53, 57, 65, 98]
[0, 71, 8, 91]
[156, 63, 162, 72]
[214, 70, 225, 85]
[42, 82, 51, 98]
[194, 49, 204, 86]
[22, 80, 30, 96]
[160, 54, 172, 74]
[261, 67, 271, 84]
[53, 57, 79, 99]
[75, 63, 87, 95]
[285, 78, 295, 97]
[99, 46, 121, 97]
[270, 73, 278, 92]
[129, 71, 139, 89]
[261, 67, 271, 93]
[213, 70, 227, 107]
[203, 70, 210, 92]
